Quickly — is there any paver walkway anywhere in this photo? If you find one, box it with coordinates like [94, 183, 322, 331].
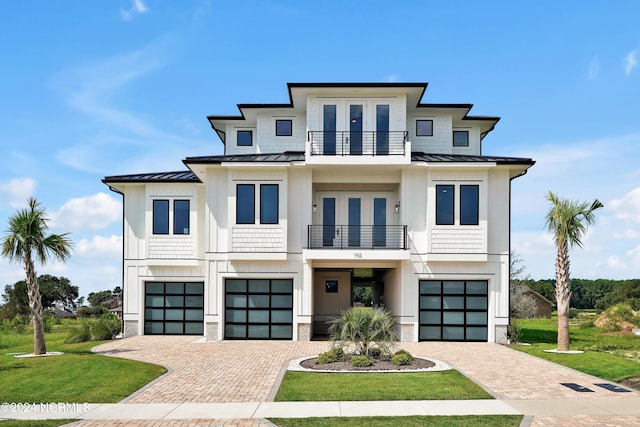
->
[4, 337, 640, 426]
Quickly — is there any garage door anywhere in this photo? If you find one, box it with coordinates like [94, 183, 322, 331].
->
[419, 280, 488, 341]
[144, 282, 204, 335]
[225, 279, 293, 340]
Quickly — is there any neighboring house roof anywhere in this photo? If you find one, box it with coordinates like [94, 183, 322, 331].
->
[511, 285, 554, 305]
[103, 152, 535, 186]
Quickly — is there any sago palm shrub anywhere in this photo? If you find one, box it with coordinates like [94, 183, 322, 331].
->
[328, 307, 398, 358]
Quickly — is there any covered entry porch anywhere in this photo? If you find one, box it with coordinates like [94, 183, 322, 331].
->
[309, 262, 403, 338]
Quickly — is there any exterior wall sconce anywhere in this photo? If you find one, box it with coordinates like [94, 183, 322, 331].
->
[313, 202, 317, 213]
[395, 202, 400, 213]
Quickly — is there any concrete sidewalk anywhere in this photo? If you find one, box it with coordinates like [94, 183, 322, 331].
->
[3, 398, 640, 422]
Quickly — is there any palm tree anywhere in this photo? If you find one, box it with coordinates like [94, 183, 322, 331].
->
[545, 191, 602, 351]
[2, 198, 72, 355]
[328, 307, 398, 358]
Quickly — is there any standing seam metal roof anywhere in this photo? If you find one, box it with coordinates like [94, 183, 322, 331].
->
[103, 152, 534, 183]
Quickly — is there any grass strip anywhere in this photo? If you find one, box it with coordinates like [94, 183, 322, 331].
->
[269, 415, 523, 427]
[274, 370, 492, 401]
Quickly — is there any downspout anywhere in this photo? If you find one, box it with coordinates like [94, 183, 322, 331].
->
[107, 185, 125, 337]
[508, 168, 531, 334]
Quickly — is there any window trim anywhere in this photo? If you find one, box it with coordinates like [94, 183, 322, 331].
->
[260, 184, 279, 224]
[173, 200, 190, 235]
[237, 130, 253, 147]
[416, 119, 434, 137]
[275, 120, 292, 137]
[453, 130, 469, 147]
[152, 200, 170, 235]
[236, 184, 256, 224]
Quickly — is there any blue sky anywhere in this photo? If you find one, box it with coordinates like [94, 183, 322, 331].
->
[1, 1, 640, 299]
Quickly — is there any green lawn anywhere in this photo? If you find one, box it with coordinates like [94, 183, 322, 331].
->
[274, 370, 492, 401]
[512, 317, 640, 382]
[269, 415, 523, 427]
[0, 323, 166, 403]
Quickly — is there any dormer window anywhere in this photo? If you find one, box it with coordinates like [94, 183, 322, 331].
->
[453, 131, 469, 147]
[276, 120, 292, 136]
[237, 130, 253, 146]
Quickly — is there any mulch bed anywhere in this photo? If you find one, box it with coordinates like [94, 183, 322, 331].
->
[300, 356, 435, 371]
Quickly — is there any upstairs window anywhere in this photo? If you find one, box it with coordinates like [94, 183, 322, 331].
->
[236, 183, 280, 225]
[153, 199, 191, 235]
[153, 200, 170, 234]
[416, 120, 434, 137]
[260, 184, 279, 224]
[237, 184, 255, 224]
[436, 185, 454, 225]
[275, 120, 292, 136]
[435, 184, 480, 226]
[173, 200, 190, 234]
[237, 130, 253, 146]
[460, 186, 479, 225]
[453, 131, 469, 147]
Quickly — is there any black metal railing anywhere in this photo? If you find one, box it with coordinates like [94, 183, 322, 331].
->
[308, 131, 408, 156]
[307, 225, 407, 250]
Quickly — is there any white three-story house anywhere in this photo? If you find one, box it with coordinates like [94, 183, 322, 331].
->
[103, 82, 534, 343]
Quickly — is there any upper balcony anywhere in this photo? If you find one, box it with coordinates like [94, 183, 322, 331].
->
[304, 224, 410, 262]
[305, 131, 411, 166]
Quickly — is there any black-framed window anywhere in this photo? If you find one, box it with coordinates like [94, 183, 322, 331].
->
[260, 184, 279, 224]
[460, 185, 479, 226]
[453, 131, 469, 147]
[419, 280, 488, 342]
[237, 184, 255, 224]
[144, 282, 204, 335]
[237, 130, 253, 146]
[436, 185, 455, 225]
[325, 280, 338, 293]
[173, 200, 190, 234]
[153, 200, 169, 234]
[416, 120, 434, 136]
[275, 120, 292, 136]
[225, 278, 293, 340]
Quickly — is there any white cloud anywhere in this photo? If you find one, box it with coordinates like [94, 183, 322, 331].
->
[588, 57, 599, 79]
[608, 187, 640, 224]
[625, 50, 637, 76]
[49, 192, 122, 233]
[0, 177, 36, 208]
[75, 235, 122, 258]
[121, 0, 149, 21]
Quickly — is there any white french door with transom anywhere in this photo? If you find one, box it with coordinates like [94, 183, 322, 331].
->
[316, 192, 393, 249]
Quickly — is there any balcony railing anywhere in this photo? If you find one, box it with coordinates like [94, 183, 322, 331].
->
[307, 225, 407, 250]
[308, 131, 408, 156]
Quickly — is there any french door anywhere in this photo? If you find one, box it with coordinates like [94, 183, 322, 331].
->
[318, 192, 392, 249]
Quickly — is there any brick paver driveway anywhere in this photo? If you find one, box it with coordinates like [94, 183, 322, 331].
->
[88, 337, 640, 426]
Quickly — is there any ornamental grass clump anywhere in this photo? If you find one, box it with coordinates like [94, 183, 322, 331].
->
[327, 307, 398, 358]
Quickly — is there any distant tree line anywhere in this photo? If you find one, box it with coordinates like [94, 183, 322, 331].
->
[0, 274, 121, 320]
[527, 278, 640, 310]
